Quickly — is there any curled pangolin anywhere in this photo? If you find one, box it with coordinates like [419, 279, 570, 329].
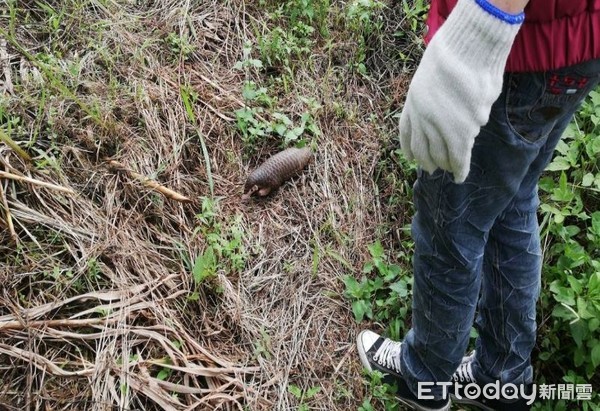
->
[243, 147, 312, 200]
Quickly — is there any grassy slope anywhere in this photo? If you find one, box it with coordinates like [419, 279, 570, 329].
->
[0, 0, 418, 409]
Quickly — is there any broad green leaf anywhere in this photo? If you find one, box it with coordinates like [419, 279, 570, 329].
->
[550, 282, 575, 306]
[551, 172, 574, 202]
[368, 241, 385, 259]
[591, 344, 600, 369]
[387, 264, 401, 277]
[567, 276, 582, 295]
[564, 225, 581, 238]
[192, 246, 216, 284]
[574, 347, 585, 367]
[590, 135, 600, 155]
[589, 318, 600, 333]
[305, 387, 321, 399]
[538, 352, 552, 361]
[343, 275, 360, 296]
[590, 90, 600, 106]
[274, 123, 287, 136]
[352, 300, 370, 322]
[273, 112, 292, 125]
[374, 259, 388, 275]
[588, 272, 600, 296]
[389, 281, 408, 298]
[577, 297, 595, 320]
[555, 139, 571, 155]
[554, 212, 565, 224]
[546, 157, 571, 172]
[551, 304, 577, 321]
[570, 320, 587, 348]
[288, 385, 302, 398]
[242, 83, 257, 100]
[590, 211, 600, 237]
[157, 369, 170, 381]
[582, 173, 595, 187]
[539, 177, 556, 192]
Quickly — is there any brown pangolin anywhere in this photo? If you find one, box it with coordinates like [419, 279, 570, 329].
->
[243, 147, 312, 200]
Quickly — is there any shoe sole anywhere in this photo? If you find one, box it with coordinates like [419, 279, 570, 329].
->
[356, 331, 374, 372]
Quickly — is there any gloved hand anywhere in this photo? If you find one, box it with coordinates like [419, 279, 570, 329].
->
[399, 0, 524, 183]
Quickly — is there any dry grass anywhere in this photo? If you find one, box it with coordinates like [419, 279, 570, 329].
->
[0, 0, 418, 410]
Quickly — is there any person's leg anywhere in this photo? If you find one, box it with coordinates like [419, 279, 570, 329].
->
[356, 93, 538, 407]
[473, 187, 543, 386]
[358, 58, 600, 409]
[473, 58, 600, 387]
[398, 58, 600, 398]
[400, 82, 548, 398]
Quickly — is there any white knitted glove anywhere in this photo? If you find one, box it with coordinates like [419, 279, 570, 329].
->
[399, 0, 524, 183]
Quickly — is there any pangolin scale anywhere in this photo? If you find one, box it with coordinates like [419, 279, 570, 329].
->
[243, 147, 312, 199]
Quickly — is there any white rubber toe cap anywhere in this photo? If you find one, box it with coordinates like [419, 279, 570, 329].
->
[357, 330, 379, 351]
[356, 330, 381, 371]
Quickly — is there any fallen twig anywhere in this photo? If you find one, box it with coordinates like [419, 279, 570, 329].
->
[106, 159, 192, 203]
[0, 343, 93, 377]
[0, 182, 16, 242]
[0, 283, 150, 323]
[0, 170, 75, 194]
[0, 317, 117, 331]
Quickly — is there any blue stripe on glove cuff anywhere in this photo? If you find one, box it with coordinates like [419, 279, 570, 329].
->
[475, 0, 525, 24]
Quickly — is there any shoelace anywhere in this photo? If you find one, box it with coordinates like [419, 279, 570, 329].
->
[453, 360, 475, 383]
[373, 339, 403, 374]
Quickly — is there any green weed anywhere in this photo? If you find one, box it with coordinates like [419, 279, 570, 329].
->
[343, 241, 412, 341]
[181, 85, 214, 196]
[233, 80, 320, 150]
[255, 0, 330, 69]
[345, 0, 384, 75]
[346, 0, 385, 35]
[192, 198, 247, 288]
[358, 370, 399, 411]
[288, 384, 321, 411]
[258, 24, 314, 69]
[535, 88, 600, 397]
[165, 32, 196, 60]
[400, 0, 428, 33]
[253, 328, 272, 360]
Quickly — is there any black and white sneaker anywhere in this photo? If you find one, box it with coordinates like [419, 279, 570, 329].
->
[356, 330, 451, 411]
[451, 352, 533, 411]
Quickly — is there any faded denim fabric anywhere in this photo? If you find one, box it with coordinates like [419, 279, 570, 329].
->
[399, 58, 600, 399]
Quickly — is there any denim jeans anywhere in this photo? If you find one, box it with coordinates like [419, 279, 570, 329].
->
[400, 58, 600, 399]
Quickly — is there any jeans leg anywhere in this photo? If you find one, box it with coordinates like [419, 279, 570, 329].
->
[474, 186, 543, 385]
[401, 115, 543, 398]
[401, 169, 485, 398]
[402, 58, 600, 398]
[473, 60, 600, 384]
[472, 115, 588, 385]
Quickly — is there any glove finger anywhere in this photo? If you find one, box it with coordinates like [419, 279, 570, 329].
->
[399, 108, 414, 161]
[423, 121, 451, 173]
[410, 123, 438, 174]
[450, 143, 473, 184]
